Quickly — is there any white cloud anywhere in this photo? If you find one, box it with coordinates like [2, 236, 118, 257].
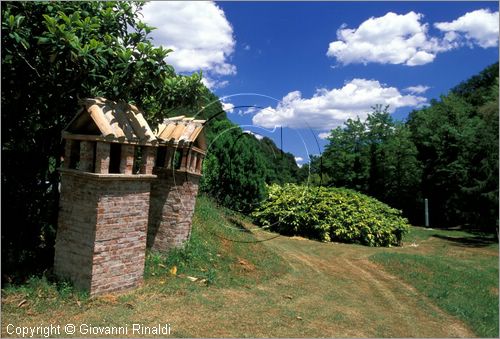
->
[141, 1, 236, 78]
[294, 157, 304, 168]
[327, 12, 445, 66]
[243, 130, 264, 140]
[434, 9, 499, 48]
[404, 85, 430, 94]
[202, 76, 229, 90]
[238, 106, 258, 115]
[318, 132, 331, 140]
[326, 9, 498, 66]
[243, 44, 251, 51]
[222, 102, 234, 113]
[252, 78, 427, 129]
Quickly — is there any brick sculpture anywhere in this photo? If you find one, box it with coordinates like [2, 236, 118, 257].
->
[53, 98, 206, 296]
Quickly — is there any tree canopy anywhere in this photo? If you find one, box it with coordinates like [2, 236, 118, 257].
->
[1, 1, 204, 282]
[316, 63, 498, 232]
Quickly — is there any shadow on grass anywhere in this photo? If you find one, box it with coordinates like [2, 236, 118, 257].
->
[227, 217, 252, 233]
[432, 233, 497, 248]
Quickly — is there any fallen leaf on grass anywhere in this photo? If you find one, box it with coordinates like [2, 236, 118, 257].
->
[186, 276, 198, 282]
[296, 316, 303, 320]
[100, 294, 118, 304]
[169, 266, 177, 276]
[17, 299, 27, 308]
[284, 295, 293, 300]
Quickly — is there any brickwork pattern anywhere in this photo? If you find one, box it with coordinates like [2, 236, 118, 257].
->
[54, 171, 151, 296]
[54, 173, 98, 291]
[95, 142, 110, 174]
[147, 170, 200, 252]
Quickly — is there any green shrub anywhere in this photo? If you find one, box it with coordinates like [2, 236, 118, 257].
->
[252, 184, 410, 246]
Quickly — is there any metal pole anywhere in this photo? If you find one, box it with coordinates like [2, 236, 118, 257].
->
[424, 198, 429, 227]
[280, 126, 283, 159]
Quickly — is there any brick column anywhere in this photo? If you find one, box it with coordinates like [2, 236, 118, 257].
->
[186, 149, 192, 172]
[164, 147, 173, 169]
[190, 152, 198, 172]
[95, 142, 110, 174]
[63, 139, 73, 169]
[120, 144, 134, 174]
[140, 146, 156, 174]
[196, 154, 204, 174]
[180, 148, 188, 171]
[78, 141, 94, 172]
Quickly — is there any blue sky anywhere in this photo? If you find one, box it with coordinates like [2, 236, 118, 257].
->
[142, 1, 499, 165]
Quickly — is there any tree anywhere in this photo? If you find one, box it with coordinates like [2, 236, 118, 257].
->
[1, 1, 204, 282]
[321, 117, 369, 191]
[200, 119, 268, 213]
[318, 106, 421, 223]
[407, 74, 498, 231]
[258, 137, 299, 185]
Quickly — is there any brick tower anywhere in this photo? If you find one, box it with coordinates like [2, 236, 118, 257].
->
[54, 98, 207, 296]
[54, 98, 158, 296]
[147, 116, 206, 251]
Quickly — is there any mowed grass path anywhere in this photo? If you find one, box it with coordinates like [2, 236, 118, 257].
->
[2, 196, 498, 337]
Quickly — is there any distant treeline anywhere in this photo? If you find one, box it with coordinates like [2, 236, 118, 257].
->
[306, 63, 499, 232]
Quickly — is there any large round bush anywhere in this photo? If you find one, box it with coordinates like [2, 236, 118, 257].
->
[252, 184, 410, 247]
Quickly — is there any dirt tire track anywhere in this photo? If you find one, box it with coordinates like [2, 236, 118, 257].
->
[260, 234, 476, 337]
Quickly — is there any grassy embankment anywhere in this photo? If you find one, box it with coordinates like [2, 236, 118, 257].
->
[1, 196, 498, 337]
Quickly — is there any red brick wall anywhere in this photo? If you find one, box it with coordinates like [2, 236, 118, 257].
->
[54, 172, 97, 291]
[147, 170, 200, 252]
[54, 170, 153, 296]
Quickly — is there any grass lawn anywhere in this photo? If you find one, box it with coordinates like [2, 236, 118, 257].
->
[1, 197, 498, 337]
[372, 226, 499, 337]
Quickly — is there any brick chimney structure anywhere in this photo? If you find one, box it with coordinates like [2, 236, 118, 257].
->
[147, 117, 206, 251]
[54, 98, 206, 296]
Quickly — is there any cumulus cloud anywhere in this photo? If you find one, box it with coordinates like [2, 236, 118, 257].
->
[294, 157, 304, 167]
[222, 102, 234, 113]
[434, 9, 499, 48]
[404, 85, 430, 94]
[243, 130, 264, 140]
[318, 132, 331, 140]
[252, 79, 427, 129]
[327, 12, 444, 66]
[238, 106, 258, 115]
[141, 1, 236, 78]
[202, 76, 229, 90]
[327, 9, 498, 66]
